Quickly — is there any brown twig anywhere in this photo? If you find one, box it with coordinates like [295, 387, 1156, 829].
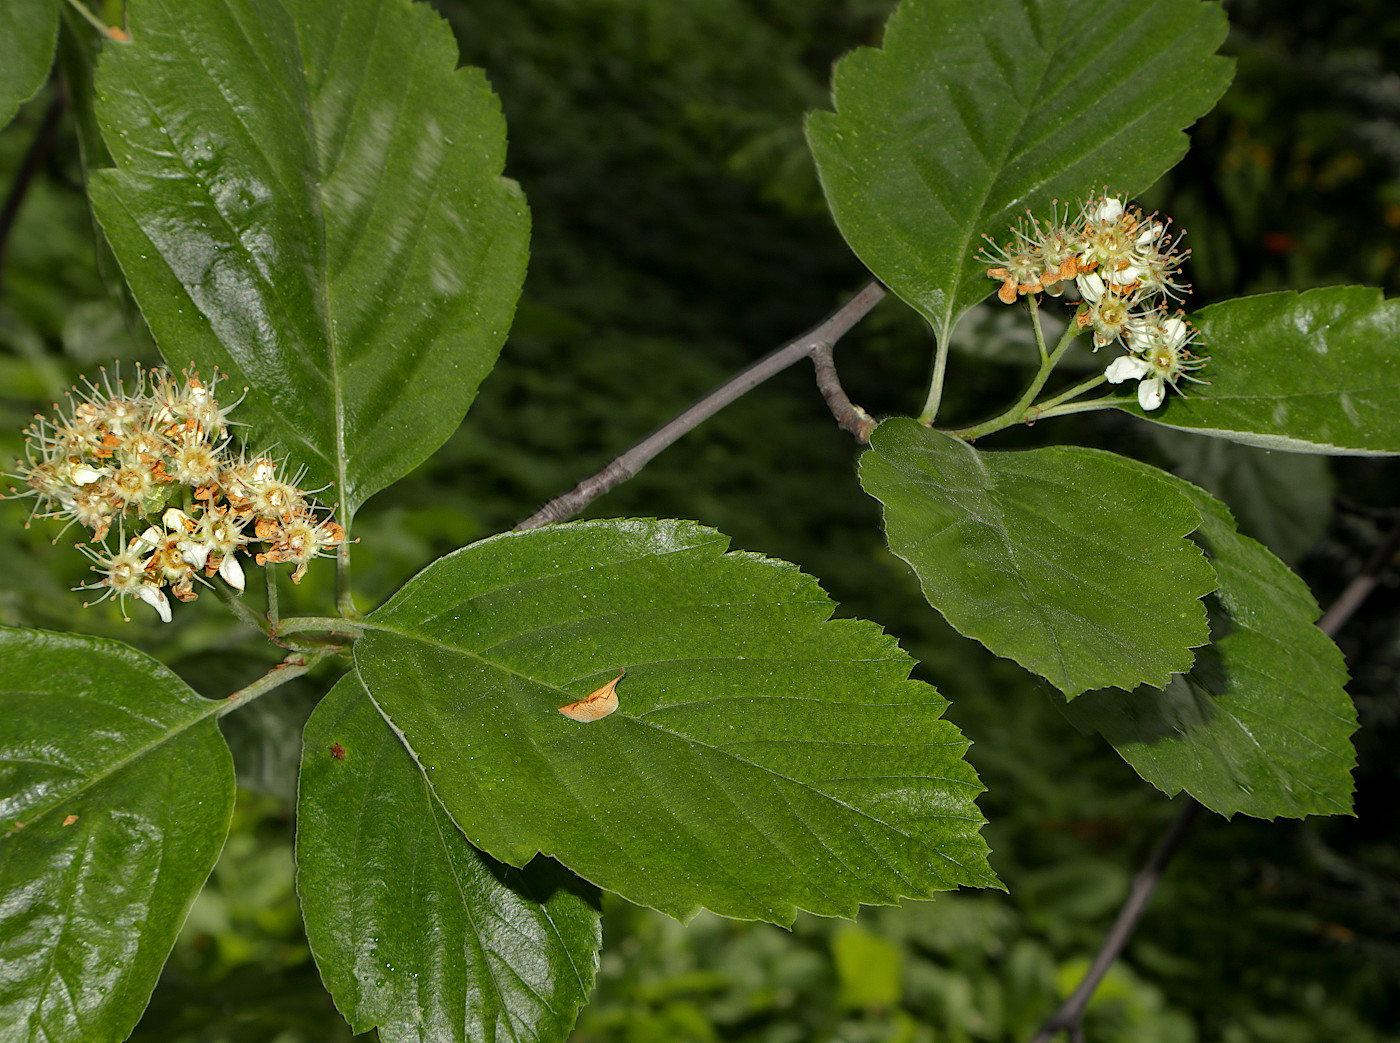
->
[1316, 520, 1400, 637]
[515, 279, 885, 530]
[810, 342, 877, 442]
[1030, 518, 1398, 1041]
[1029, 802, 1202, 1043]
[0, 87, 67, 296]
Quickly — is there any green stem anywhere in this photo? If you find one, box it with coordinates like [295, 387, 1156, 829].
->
[215, 652, 325, 719]
[1034, 372, 1107, 414]
[1032, 395, 1137, 421]
[951, 318, 1086, 440]
[265, 565, 279, 629]
[213, 578, 271, 635]
[275, 615, 366, 639]
[1028, 295, 1048, 364]
[335, 536, 357, 618]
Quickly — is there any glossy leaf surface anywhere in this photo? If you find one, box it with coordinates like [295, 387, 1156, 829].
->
[355, 519, 998, 923]
[1130, 287, 1400, 454]
[0, 0, 58, 130]
[806, 0, 1231, 345]
[88, 0, 530, 513]
[1065, 476, 1356, 819]
[860, 418, 1215, 698]
[298, 675, 601, 1043]
[0, 628, 234, 1042]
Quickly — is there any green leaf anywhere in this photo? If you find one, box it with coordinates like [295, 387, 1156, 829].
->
[0, 628, 235, 1042]
[806, 0, 1231, 346]
[354, 519, 997, 924]
[1064, 476, 1356, 819]
[860, 418, 1215, 698]
[1124, 287, 1400, 455]
[297, 675, 600, 1043]
[88, 0, 530, 515]
[0, 0, 58, 130]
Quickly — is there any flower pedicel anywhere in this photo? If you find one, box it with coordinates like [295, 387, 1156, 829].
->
[5, 366, 345, 622]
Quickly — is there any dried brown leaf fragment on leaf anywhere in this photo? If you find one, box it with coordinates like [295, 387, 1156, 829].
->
[558, 672, 624, 722]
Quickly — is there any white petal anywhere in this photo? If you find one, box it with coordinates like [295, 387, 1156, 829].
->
[219, 553, 246, 592]
[1093, 197, 1124, 222]
[1124, 319, 1154, 352]
[1107, 264, 1144, 286]
[137, 584, 172, 623]
[71, 464, 105, 486]
[133, 527, 162, 554]
[180, 540, 211, 570]
[1161, 316, 1189, 348]
[1138, 376, 1167, 411]
[163, 507, 194, 532]
[1076, 271, 1107, 302]
[1106, 356, 1152, 383]
[1136, 221, 1163, 245]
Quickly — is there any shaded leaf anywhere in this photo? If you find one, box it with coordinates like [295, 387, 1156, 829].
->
[355, 518, 997, 924]
[1065, 476, 1356, 819]
[0, 0, 58, 130]
[806, 0, 1231, 346]
[88, 0, 529, 514]
[0, 628, 234, 1042]
[860, 418, 1215, 697]
[297, 674, 600, 1043]
[1128, 287, 1400, 454]
[1149, 426, 1334, 564]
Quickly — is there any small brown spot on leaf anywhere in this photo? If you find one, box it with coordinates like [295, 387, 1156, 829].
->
[330, 743, 346, 760]
[62, 815, 79, 826]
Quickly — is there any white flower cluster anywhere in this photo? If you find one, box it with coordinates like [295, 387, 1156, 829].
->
[6, 367, 346, 622]
[980, 194, 1205, 409]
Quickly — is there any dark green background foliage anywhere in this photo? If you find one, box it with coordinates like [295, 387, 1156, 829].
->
[2, 0, 1399, 1039]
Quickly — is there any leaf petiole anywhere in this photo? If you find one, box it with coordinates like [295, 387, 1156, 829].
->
[215, 653, 325, 719]
[916, 326, 952, 425]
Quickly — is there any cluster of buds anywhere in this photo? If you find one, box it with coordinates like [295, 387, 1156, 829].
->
[5, 367, 345, 622]
[980, 193, 1206, 409]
